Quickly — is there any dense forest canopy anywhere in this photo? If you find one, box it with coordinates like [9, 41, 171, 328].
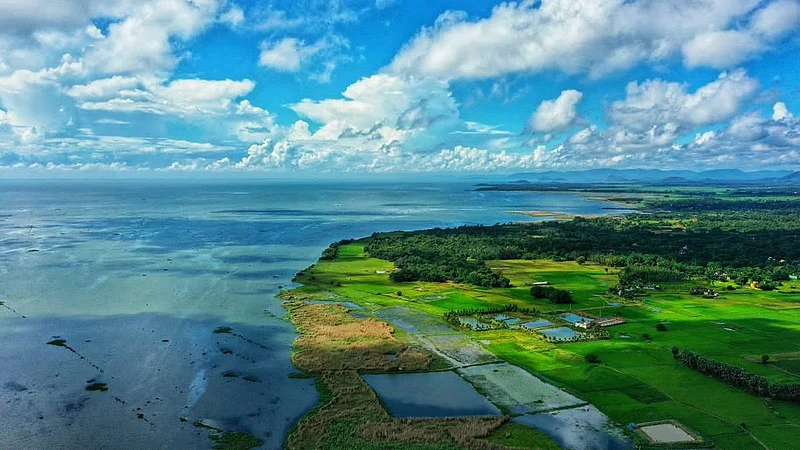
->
[364, 198, 800, 288]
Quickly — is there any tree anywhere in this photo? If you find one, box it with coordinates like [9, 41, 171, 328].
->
[762, 354, 770, 364]
[656, 323, 668, 332]
[530, 285, 551, 299]
[671, 346, 680, 358]
[549, 289, 573, 305]
[585, 354, 600, 364]
[576, 256, 586, 265]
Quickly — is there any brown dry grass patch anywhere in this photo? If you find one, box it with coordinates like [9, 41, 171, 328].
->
[283, 301, 515, 450]
[287, 301, 434, 373]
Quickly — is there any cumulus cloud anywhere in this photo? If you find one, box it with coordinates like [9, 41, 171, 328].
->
[388, 0, 799, 80]
[290, 74, 457, 136]
[773, 102, 794, 121]
[528, 90, 583, 133]
[609, 70, 759, 132]
[0, 0, 797, 174]
[83, 0, 222, 74]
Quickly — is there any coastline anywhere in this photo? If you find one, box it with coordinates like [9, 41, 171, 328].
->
[277, 242, 627, 449]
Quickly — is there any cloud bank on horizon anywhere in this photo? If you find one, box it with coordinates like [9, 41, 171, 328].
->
[0, 0, 799, 175]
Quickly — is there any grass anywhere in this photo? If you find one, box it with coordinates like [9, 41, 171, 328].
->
[284, 243, 800, 449]
[483, 423, 561, 449]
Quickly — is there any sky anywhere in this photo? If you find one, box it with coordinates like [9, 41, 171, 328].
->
[0, 0, 799, 176]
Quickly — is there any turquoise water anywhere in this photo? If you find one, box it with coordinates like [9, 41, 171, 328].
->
[0, 180, 616, 448]
[362, 371, 501, 418]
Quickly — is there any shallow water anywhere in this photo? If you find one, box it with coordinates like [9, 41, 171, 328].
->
[539, 327, 582, 340]
[362, 371, 501, 418]
[521, 319, 553, 329]
[0, 179, 616, 448]
[458, 363, 583, 414]
[514, 405, 633, 450]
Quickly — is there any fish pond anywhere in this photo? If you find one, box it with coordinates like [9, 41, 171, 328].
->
[538, 327, 582, 340]
[521, 319, 553, 330]
[560, 313, 593, 325]
[361, 371, 501, 418]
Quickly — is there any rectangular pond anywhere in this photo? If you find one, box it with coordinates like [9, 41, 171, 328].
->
[362, 371, 501, 418]
[458, 363, 584, 414]
[639, 423, 696, 444]
[521, 319, 553, 330]
[539, 327, 581, 340]
[457, 316, 491, 330]
[560, 313, 593, 325]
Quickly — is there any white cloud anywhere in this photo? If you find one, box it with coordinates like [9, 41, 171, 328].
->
[259, 38, 305, 71]
[83, 0, 223, 74]
[0, 1, 133, 35]
[609, 70, 758, 132]
[67, 76, 140, 99]
[290, 74, 457, 134]
[682, 30, 764, 69]
[528, 90, 583, 133]
[751, 0, 800, 39]
[258, 35, 349, 81]
[773, 101, 794, 121]
[78, 78, 255, 116]
[219, 4, 245, 27]
[728, 113, 768, 141]
[388, 0, 797, 80]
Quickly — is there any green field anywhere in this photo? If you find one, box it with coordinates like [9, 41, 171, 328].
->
[288, 243, 800, 449]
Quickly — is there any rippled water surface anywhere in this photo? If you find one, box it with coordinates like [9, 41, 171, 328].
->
[0, 180, 615, 449]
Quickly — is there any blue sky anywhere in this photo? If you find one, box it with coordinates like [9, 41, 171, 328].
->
[0, 0, 799, 175]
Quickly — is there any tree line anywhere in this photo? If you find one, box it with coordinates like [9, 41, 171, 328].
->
[676, 349, 800, 402]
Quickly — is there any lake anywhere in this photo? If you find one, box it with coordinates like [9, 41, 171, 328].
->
[0, 179, 616, 448]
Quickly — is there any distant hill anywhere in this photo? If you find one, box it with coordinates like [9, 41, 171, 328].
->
[507, 169, 797, 185]
[779, 172, 800, 183]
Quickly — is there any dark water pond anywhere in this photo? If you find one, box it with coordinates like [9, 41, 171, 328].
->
[362, 371, 501, 418]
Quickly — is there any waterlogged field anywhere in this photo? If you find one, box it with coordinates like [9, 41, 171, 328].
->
[287, 243, 800, 449]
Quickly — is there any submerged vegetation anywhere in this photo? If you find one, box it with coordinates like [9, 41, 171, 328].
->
[193, 421, 263, 450]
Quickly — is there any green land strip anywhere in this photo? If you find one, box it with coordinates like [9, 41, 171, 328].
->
[283, 243, 800, 449]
